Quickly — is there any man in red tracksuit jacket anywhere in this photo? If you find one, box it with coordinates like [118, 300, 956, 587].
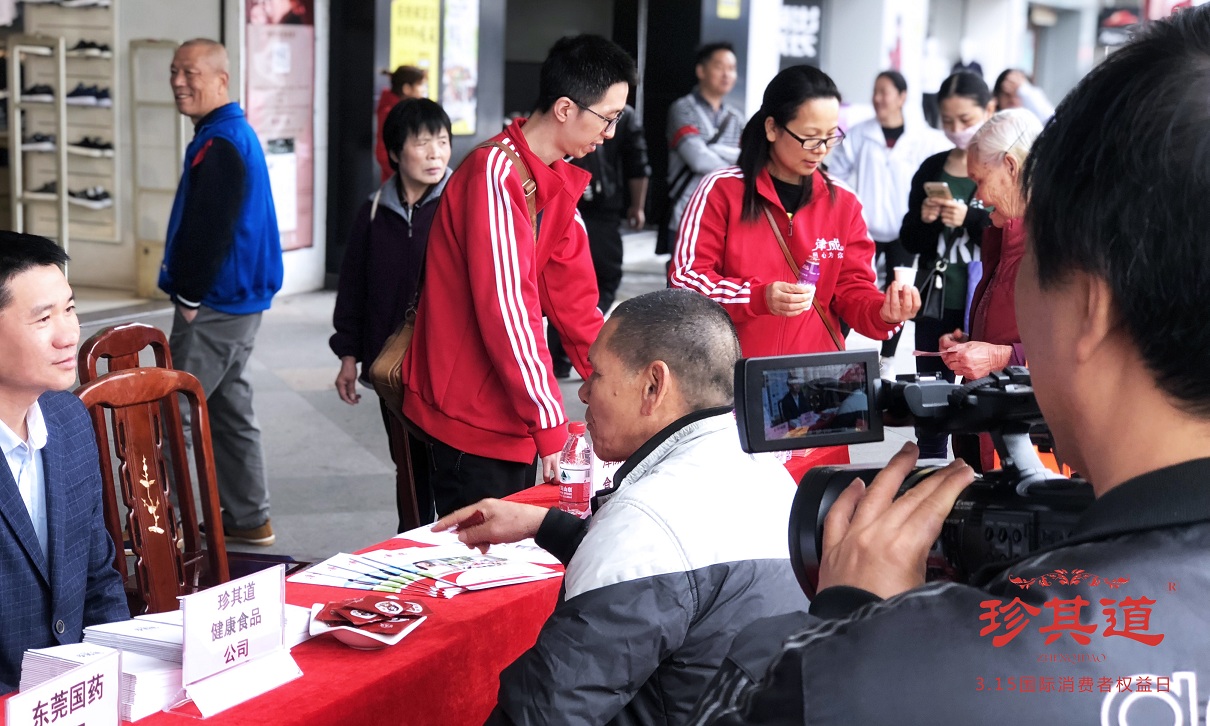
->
[403, 35, 637, 516]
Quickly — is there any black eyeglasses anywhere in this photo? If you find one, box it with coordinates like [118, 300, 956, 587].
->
[780, 126, 846, 151]
[571, 100, 624, 133]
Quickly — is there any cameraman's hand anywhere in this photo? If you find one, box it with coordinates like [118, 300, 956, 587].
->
[817, 443, 975, 599]
[940, 341, 1012, 379]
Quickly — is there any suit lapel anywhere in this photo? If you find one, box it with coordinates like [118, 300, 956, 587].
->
[42, 428, 68, 609]
[0, 451, 50, 585]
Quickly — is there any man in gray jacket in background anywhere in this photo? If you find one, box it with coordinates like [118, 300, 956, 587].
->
[657, 42, 744, 258]
[436, 289, 807, 725]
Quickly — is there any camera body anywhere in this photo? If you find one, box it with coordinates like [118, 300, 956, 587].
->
[734, 351, 1094, 598]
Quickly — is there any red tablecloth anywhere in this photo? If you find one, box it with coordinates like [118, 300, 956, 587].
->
[784, 445, 850, 483]
[2, 450, 851, 726]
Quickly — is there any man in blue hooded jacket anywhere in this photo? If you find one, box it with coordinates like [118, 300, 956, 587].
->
[160, 38, 283, 546]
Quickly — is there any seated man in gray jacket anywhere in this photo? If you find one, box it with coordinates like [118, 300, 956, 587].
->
[435, 288, 807, 726]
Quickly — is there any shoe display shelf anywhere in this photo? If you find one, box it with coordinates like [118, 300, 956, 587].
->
[10, 0, 118, 249]
[7, 34, 70, 252]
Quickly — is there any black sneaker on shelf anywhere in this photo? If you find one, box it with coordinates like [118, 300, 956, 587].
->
[67, 136, 115, 157]
[60, 0, 112, 7]
[21, 133, 56, 152]
[95, 87, 112, 107]
[65, 83, 99, 105]
[22, 84, 54, 103]
[25, 181, 58, 200]
[66, 40, 113, 59]
[68, 186, 113, 210]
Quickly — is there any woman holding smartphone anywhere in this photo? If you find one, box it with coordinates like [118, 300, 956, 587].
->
[899, 71, 994, 460]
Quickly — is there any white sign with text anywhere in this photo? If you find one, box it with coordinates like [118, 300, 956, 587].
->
[6, 650, 120, 726]
[179, 564, 301, 716]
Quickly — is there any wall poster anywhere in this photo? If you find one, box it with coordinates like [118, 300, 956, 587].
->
[390, 0, 441, 100]
[442, 0, 479, 135]
[246, 0, 315, 251]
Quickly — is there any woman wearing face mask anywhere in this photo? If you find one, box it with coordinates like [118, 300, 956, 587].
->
[671, 65, 920, 359]
[897, 72, 993, 460]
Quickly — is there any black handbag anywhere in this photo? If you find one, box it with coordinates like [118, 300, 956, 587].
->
[917, 258, 948, 322]
[916, 232, 971, 323]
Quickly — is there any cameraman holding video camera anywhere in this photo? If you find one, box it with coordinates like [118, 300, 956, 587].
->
[689, 8, 1210, 723]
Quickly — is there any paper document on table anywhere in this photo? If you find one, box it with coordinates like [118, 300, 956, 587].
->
[485, 540, 562, 566]
[395, 524, 462, 546]
[371, 545, 562, 590]
[288, 553, 466, 598]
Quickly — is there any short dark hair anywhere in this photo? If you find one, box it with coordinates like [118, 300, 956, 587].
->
[991, 68, 1024, 98]
[389, 65, 426, 95]
[876, 70, 907, 94]
[695, 41, 735, 68]
[606, 289, 740, 410]
[1022, 5, 1210, 415]
[534, 35, 637, 112]
[937, 71, 991, 107]
[0, 232, 69, 311]
[382, 98, 452, 172]
[738, 65, 841, 221]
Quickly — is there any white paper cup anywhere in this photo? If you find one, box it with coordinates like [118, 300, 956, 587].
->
[893, 266, 916, 286]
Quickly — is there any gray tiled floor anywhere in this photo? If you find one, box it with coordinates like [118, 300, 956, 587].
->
[78, 230, 922, 562]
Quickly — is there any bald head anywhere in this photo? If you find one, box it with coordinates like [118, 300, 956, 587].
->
[171, 39, 231, 123]
[179, 39, 229, 72]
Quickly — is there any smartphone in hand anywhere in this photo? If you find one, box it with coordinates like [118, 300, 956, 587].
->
[924, 181, 953, 201]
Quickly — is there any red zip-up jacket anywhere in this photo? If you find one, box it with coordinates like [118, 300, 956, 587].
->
[402, 118, 603, 463]
[671, 167, 897, 357]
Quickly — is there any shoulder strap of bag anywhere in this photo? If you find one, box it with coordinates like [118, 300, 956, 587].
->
[761, 203, 843, 351]
[481, 140, 540, 243]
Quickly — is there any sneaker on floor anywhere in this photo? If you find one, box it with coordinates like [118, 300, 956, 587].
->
[224, 520, 275, 546]
[879, 355, 896, 381]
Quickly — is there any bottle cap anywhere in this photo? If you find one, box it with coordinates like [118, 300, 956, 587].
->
[568, 421, 587, 434]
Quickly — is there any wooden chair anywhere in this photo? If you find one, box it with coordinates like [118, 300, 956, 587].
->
[76, 323, 205, 587]
[78, 322, 173, 383]
[76, 367, 230, 613]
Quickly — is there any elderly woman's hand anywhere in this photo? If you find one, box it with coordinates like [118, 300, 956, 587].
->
[938, 199, 969, 228]
[879, 281, 921, 324]
[766, 280, 814, 316]
[940, 341, 1012, 379]
[938, 329, 969, 352]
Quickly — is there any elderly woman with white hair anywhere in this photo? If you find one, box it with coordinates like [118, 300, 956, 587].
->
[940, 107, 1043, 469]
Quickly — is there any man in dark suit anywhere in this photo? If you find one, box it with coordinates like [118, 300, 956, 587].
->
[0, 232, 128, 694]
[779, 379, 810, 425]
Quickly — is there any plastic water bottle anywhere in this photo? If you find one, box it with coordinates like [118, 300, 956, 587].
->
[558, 422, 593, 518]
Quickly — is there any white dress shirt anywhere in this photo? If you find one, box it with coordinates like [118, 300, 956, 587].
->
[0, 401, 49, 562]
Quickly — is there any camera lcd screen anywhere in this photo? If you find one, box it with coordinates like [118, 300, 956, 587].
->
[735, 351, 883, 453]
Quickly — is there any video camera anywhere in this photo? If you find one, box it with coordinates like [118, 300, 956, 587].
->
[734, 350, 1093, 598]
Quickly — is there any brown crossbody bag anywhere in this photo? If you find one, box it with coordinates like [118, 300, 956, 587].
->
[369, 141, 540, 421]
[760, 203, 843, 350]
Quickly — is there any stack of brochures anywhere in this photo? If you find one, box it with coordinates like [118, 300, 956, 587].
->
[289, 545, 562, 596]
[18, 643, 182, 723]
[83, 619, 183, 663]
[18, 642, 118, 691]
[116, 652, 183, 722]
